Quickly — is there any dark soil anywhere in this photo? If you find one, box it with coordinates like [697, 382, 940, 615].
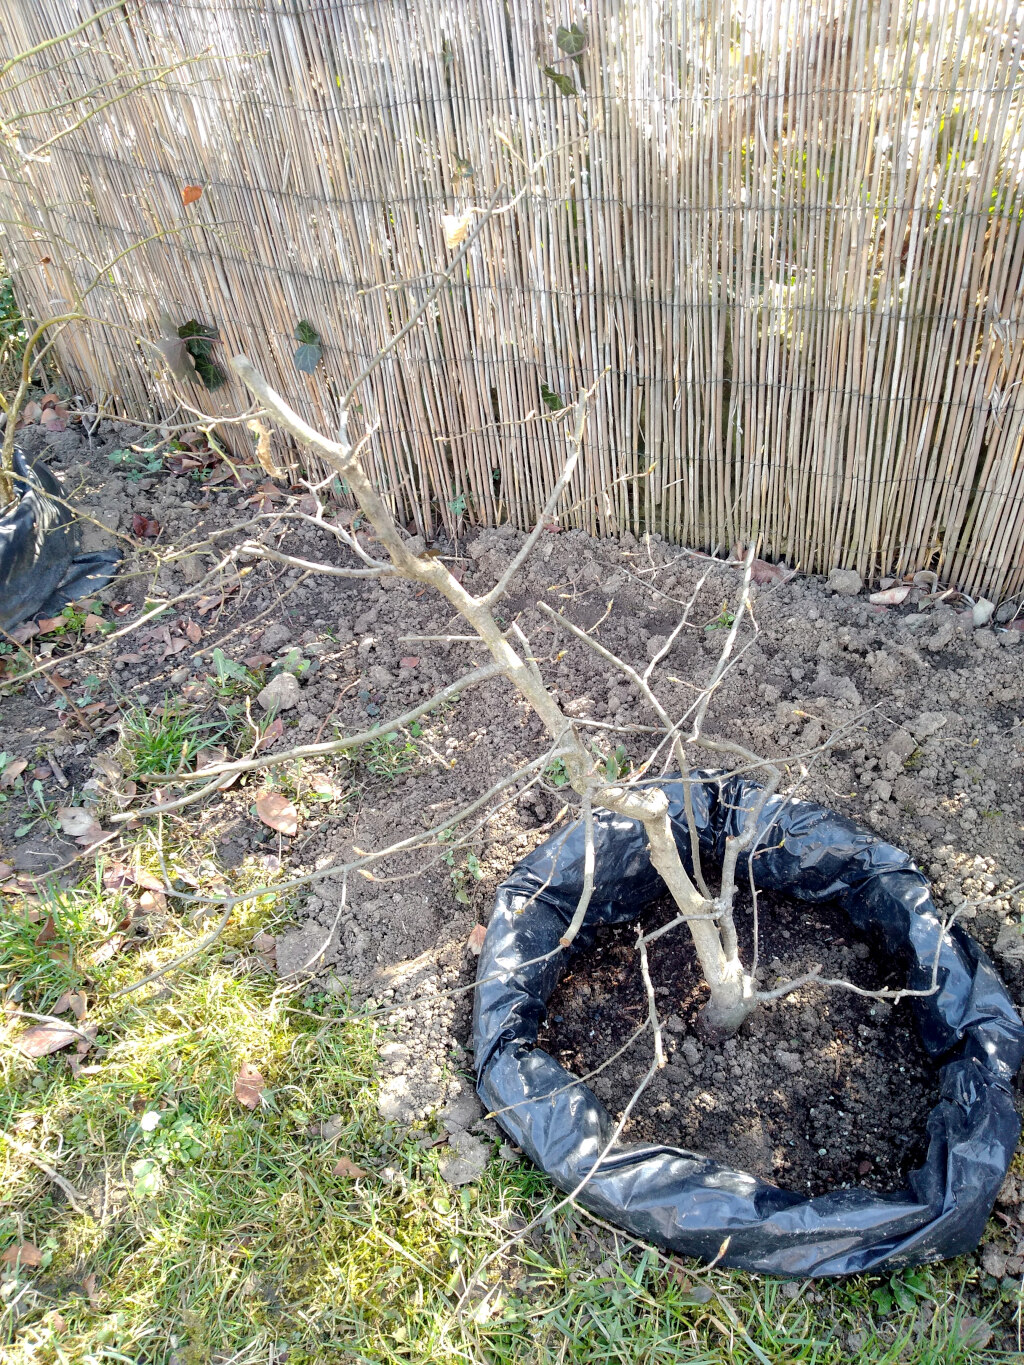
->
[541, 892, 938, 1197]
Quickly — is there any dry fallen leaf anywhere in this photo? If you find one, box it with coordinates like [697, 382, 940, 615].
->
[81, 1271, 100, 1307]
[331, 1156, 368, 1178]
[257, 717, 284, 752]
[35, 616, 65, 634]
[467, 924, 487, 956]
[16, 1022, 81, 1058]
[52, 989, 87, 1020]
[233, 1062, 266, 1109]
[182, 183, 203, 205]
[131, 513, 161, 539]
[399, 656, 420, 669]
[82, 614, 106, 636]
[185, 620, 202, 644]
[750, 558, 793, 586]
[869, 585, 912, 606]
[33, 914, 56, 946]
[196, 585, 239, 615]
[1, 758, 28, 789]
[441, 209, 473, 249]
[1, 1241, 42, 1269]
[138, 889, 167, 914]
[255, 792, 299, 836]
[243, 652, 274, 668]
[0, 861, 13, 882]
[57, 807, 104, 843]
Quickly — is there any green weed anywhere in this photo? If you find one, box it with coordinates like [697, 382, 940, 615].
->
[545, 757, 570, 788]
[107, 444, 164, 481]
[359, 728, 419, 781]
[207, 647, 260, 699]
[118, 700, 230, 777]
[705, 601, 737, 631]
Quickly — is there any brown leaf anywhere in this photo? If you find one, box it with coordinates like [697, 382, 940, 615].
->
[131, 513, 161, 539]
[243, 653, 274, 668]
[35, 616, 65, 634]
[0, 861, 13, 882]
[82, 614, 106, 637]
[81, 1271, 100, 1307]
[57, 807, 104, 841]
[252, 722, 283, 759]
[331, 1156, 368, 1179]
[868, 585, 912, 606]
[102, 861, 131, 890]
[52, 989, 87, 1020]
[138, 889, 167, 914]
[161, 635, 190, 660]
[87, 934, 125, 968]
[955, 1318, 993, 1351]
[185, 620, 202, 644]
[255, 792, 299, 836]
[34, 914, 57, 946]
[196, 584, 238, 615]
[182, 183, 203, 205]
[750, 558, 793, 585]
[1, 1241, 42, 1268]
[8, 622, 39, 644]
[132, 869, 165, 892]
[233, 1061, 266, 1109]
[39, 404, 67, 432]
[0, 758, 28, 789]
[252, 931, 276, 963]
[399, 656, 420, 669]
[467, 923, 487, 956]
[16, 1022, 81, 1058]
[31, 765, 52, 781]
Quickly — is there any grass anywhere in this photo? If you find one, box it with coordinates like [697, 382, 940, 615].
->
[1, 837, 1018, 1363]
[358, 728, 421, 782]
[117, 701, 232, 778]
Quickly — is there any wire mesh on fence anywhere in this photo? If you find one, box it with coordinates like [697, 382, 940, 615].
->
[2, 0, 1023, 599]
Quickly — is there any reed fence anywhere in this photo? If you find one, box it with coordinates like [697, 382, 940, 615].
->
[2, 0, 1024, 600]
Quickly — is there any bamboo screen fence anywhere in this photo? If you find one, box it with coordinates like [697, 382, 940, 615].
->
[2, 0, 1024, 599]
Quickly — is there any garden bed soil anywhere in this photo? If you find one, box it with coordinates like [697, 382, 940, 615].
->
[2, 418, 1023, 1288]
[541, 892, 938, 1197]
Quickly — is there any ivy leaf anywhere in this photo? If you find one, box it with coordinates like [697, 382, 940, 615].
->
[292, 320, 323, 373]
[192, 354, 227, 390]
[178, 319, 227, 390]
[178, 318, 218, 358]
[293, 342, 323, 373]
[543, 66, 577, 96]
[540, 382, 565, 412]
[556, 24, 587, 57]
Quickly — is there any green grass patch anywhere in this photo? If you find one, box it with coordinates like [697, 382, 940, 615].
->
[117, 701, 232, 778]
[0, 849, 1014, 1363]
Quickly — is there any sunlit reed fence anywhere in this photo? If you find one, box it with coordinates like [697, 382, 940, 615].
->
[2, 0, 1024, 599]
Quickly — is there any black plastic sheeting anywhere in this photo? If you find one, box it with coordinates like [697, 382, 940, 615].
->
[473, 773, 1024, 1276]
[0, 448, 120, 634]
